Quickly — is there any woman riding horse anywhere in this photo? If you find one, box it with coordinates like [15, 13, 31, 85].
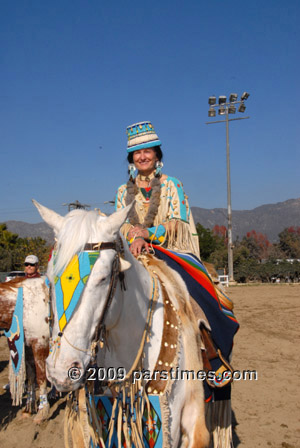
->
[115, 122, 199, 258]
[115, 121, 239, 445]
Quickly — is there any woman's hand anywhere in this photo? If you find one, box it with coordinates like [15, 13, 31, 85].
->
[127, 226, 149, 240]
[130, 238, 150, 257]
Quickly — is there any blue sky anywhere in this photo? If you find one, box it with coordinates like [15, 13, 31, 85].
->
[1, 0, 299, 223]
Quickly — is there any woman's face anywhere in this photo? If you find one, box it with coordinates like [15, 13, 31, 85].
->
[133, 148, 158, 175]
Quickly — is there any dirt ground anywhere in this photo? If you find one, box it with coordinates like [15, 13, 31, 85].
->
[0, 284, 299, 448]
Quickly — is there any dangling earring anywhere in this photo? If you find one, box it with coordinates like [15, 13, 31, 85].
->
[128, 163, 137, 180]
[155, 161, 163, 177]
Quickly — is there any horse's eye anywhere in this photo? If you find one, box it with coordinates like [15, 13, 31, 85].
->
[98, 276, 108, 285]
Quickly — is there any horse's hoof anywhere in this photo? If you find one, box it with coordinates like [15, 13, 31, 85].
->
[33, 403, 50, 424]
[19, 410, 32, 419]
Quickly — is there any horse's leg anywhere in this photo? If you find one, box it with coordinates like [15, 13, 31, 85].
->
[180, 396, 210, 448]
[177, 317, 210, 448]
[22, 345, 37, 415]
[29, 339, 50, 424]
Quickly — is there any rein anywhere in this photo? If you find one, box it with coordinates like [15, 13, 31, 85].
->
[84, 242, 118, 251]
[87, 241, 125, 360]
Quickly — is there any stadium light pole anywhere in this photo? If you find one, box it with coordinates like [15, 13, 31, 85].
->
[206, 92, 250, 283]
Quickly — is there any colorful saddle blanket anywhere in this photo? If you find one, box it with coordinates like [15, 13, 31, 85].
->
[152, 245, 239, 400]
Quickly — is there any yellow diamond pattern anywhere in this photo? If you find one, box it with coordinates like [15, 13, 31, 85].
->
[60, 255, 80, 312]
[59, 313, 67, 331]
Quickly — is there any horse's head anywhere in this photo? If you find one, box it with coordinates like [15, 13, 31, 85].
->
[33, 200, 133, 391]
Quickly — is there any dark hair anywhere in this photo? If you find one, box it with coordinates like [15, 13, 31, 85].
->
[127, 146, 163, 164]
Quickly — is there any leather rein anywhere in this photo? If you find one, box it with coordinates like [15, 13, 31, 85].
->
[84, 239, 126, 361]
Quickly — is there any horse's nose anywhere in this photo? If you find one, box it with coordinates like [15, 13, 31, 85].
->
[47, 366, 84, 392]
[46, 358, 84, 391]
[68, 361, 84, 382]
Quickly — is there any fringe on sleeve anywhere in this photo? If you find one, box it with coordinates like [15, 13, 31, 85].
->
[120, 223, 133, 241]
[163, 219, 200, 258]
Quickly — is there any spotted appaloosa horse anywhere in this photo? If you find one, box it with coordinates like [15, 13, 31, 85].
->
[0, 276, 50, 423]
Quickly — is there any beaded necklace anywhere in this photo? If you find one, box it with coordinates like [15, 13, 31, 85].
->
[125, 173, 161, 227]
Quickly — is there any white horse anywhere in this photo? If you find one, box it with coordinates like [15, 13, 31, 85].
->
[0, 276, 50, 423]
[34, 200, 209, 448]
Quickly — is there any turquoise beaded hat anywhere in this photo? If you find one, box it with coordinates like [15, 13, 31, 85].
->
[126, 121, 161, 153]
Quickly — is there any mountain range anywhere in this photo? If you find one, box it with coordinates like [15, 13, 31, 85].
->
[3, 198, 300, 244]
[191, 198, 300, 242]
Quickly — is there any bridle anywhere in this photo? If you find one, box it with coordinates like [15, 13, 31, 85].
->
[51, 238, 126, 362]
[84, 239, 126, 361]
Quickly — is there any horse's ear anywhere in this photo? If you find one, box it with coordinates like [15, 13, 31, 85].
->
[32, 199, 64, 235]
[101, 202, 135, 236]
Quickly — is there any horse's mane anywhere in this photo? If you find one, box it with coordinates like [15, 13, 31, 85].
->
[202, 261, 219, 283]
[0, 277, 27, 291]
[54, 209, 106, 276]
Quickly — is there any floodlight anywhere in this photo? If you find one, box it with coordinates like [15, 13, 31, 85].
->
[219, 96, 227, 105]
[208, 96, 216, 105]
[228, 104, 236, 114]
[241, 92, 250, 101]
[208, 107, 216, 117]
[218, 106, 226, 115]
[229, 93, 238, 103]
[238, 102, 246, 113]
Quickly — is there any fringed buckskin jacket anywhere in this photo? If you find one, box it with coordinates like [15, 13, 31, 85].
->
[115, 175, 200, 258]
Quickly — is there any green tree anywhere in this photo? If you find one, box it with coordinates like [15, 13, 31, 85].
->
[265, 244, 284, 262]
[232, 240, 261, 282]
[209, 245, 228, 271]
[196, 224, 218, 261]
[234, 259, 260, 283]
[196, 223, 228, 270]
[0, 224, 19, 248]
[196, 223, 300, 283]
[0, 224, 20, 271]
[239, 230, 271, 262]
[0, 223, 51, 272]
[278, 227, 300, 258]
